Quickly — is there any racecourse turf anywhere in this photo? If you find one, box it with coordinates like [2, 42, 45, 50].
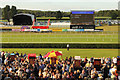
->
[0, 25, 119, 43]
[1, 31, 118, 43]
[1, 48, 118, 58]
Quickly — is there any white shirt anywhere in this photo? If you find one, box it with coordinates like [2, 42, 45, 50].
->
[113, 58, 117, 63]
[67, 44, 69, 47]
[4, 59, 8, 64]
[8, 68, 12, 72]
[111, 68, 117, 73]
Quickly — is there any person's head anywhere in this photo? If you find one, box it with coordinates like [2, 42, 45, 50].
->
[79, 75, 82, 78]
[77, 70, 80, 73]
[91, 69, 93, 73]
[52, 72, 55, 75]
[74, 71, 77, 74]
[62, 67, 64, 71]
[113, 66, 117, 69]
[82, 70, 85, 74]
[56, 70, 59, 74]
[47, 73, 50, 78]
[6, 57, 8, 60]
[94, 68, 96, 71]
[39, 61, 42, 64]
[64, 72, 67, 76]
[67, 61, 70, 65]
[22, 73, 24, 77]
[30, 73, 34, 77]
[39, 69, 42, 72]
[1, 67, 4, 70]
[15, 72, 18, 76]
[54, 64, 57, 67]
[6, 74, 9, 77]
[69, 68, 71, 72]
[71, 64, 73, 68]
[39, 54, 42, 56]
[98, 74, 103, 78]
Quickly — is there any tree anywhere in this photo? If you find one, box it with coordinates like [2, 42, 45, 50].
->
[3, 5, 10, 22]
[56, 11, 62, 19]
[11, 6, 17, 18]
[0, 7, 2, 19]
[110, 12, 118, 19]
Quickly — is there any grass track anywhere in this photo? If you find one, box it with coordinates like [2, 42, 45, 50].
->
[1, 31, 118, 43]
[1, 48, 118, 58]
[0, 25, 119, 43]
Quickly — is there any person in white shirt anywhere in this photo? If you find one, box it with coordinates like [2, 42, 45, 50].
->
[110, 66, 117, 79]
[113, 57, 117, 65]
[67, 44, 69, 51]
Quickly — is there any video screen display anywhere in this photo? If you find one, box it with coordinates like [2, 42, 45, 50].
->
[71, 11, 94, 25]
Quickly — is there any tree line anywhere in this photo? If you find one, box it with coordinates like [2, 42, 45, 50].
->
[2, 5, 17, 22]
[95, 10, 119, 19]
[2, 5, 120, 22]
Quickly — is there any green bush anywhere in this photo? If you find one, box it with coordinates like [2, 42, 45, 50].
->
[1, 43, 119, 49]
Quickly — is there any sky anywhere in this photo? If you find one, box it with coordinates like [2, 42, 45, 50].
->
[0, 0, 119, 11]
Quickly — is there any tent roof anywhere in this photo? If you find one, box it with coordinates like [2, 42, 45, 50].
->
[14, 13, 35, 21]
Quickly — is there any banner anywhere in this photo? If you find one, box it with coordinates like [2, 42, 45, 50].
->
[94, 59, 101, 71]
[67, 29, 75, 31]
[52, 29, 62, 31]
[75, 29, 84, 32]
[29, 57, 36, 64]
[75, 56, 81, 60]
[62, 29, 68, 32]
[12, 29, 21, 32]
[74, 60, 81, 68]
[21, 29, 25, 31]
[28, 54, 36, 64]
[10, 55, 15, 61]
[37, 29, 40, 32]
[28, 54, 36, 59]
[24, 29, 31, 32]
[84, 29, 94, 31]
[30, 29, 37, 32]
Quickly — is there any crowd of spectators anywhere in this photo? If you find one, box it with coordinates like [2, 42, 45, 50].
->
[0, 51, 119, 80]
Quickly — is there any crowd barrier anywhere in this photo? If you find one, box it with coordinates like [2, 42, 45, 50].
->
[52, 29, 62, 31]
[5, 29, 103, 32]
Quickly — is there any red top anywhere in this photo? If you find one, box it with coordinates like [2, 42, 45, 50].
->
[28, 54, 36, 59]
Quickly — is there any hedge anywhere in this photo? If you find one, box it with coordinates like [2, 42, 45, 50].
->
[0, 43, 120, 49]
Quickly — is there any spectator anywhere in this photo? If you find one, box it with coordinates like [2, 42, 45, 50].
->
[1, 51, 119, 80]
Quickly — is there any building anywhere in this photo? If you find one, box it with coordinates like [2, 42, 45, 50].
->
[13, 13, 35, 25]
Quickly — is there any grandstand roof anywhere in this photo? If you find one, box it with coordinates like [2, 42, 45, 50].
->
[13, 13, 35, 25]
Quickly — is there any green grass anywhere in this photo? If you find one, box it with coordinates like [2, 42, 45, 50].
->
[36, 17, 70, 19]
[95, 17, 111, 19]
[0, 20, 8, 22]
[1, 31, 118, 43]
[95, 25, 118, 31]
[36, 17, 111, 20]
[0, 17, 115, 22]
[1, 48, 118, 58]
[0, 25, 119, 43]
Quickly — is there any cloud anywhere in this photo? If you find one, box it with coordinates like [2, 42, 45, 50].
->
[0, 1, 118, 11]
